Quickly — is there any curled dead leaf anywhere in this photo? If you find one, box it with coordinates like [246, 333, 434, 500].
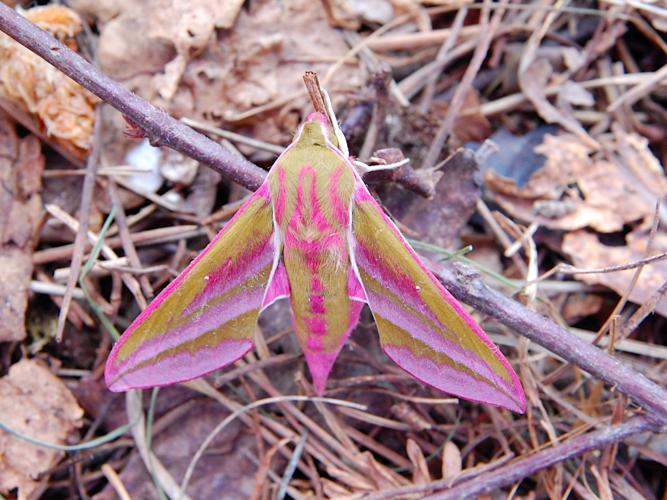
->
[0, 5, 98, 153]
[88, 0, 360, 149]
[406, 438, 430, 485]
[0, 359, 83, 500]
[562, 229, 667, 317]
[486, 133, 666, 232]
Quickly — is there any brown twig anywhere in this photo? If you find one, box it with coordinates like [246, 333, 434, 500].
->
[427, 416, 660, 499]
[368, 416, 660, 498]
[303, 71, 327, 118]
[106, 180, 153, 298]
[55, 109, 101, 341]
[432, 261, 667, 422]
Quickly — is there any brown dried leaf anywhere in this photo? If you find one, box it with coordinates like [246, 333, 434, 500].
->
[83, 0, 360, 154]
[358, 451, 407, 488]
[486, 133, 666, 232]
[406, 439, 430, 485]
[0, 359, 83, 499]
[96, 398, 256, 500]
[323, 0, 395, 29]
[0, 5, 98, 152]
[561, 293, 605, 324]
[0, 249, 33, 342]
[0, 118, 44, 342]
[381, 149, 481, 249]
[441, 441, 462, 480]
[83, 0, 243, 98]
[431, 90, 492, 145]
[562, 229, 667, 317]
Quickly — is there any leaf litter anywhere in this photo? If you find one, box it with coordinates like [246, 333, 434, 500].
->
[0, 359, 83, 500]
[0, 1, 666, 499]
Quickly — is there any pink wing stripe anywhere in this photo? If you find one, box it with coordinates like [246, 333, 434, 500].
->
[360, 288, 514, 394]
[109, 339, 254, 391]
[111, 287, 265, 375]
[105, 182, 277, 391]
[120, 182, 272, 325]
[384, 346, 523, 412]
[306, 298, 364, 395]
[348, 267, 367, 302]
[185, 234, 275, 315]
[351, 184, 525, 411]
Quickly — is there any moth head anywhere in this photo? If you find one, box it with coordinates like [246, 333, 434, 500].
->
[295, 112, 340, 150]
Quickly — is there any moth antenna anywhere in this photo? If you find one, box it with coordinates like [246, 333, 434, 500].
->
[320, 87, 349, 158]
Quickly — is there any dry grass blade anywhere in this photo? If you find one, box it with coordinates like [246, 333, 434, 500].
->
[55, 111, 100, 341]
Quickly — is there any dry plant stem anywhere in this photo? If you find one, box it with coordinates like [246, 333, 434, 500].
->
[33, 225, 203, 265]
[303, 71, 327, 117]
[425, 416, 660, 499]
[180, 117, 283, 155]
[107, 180, 153, 298]
[55, 110, 101, 341]
[100, 464, 131, 500]
[4, 0, 667, 425]
[418, 5, 468, 114]
[0, 3, 266, 190]
[619, 280, 667, 339]
[608, 62, 667, 111]
[434, 262, 667, 422]
[422, 0, 505, 169]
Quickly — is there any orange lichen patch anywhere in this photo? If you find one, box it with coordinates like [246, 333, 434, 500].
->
[0, 5, 98, 152]
[23, 4, 84, 41]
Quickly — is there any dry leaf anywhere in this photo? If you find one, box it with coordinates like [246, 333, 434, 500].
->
[159, 148, 199, 186]
[0, 5, 98, 152]
[406, 438, 430, 485]
[358, 451, 407, 489]
[323, 0, 394, 29]
[562, 229, 667, 317]
[486, 133, 666, 232]
[561, 293, 605, 323]
[381, 149, 481, 250]
[0, 250, 33, 343]
[96, 398, 256, 500]
[441, 441, 462, 480]
[432, 90, 492, 145]
[75, 0, 361, 157]
[0, 117, 44, 342]
[0, 359, 83, 500]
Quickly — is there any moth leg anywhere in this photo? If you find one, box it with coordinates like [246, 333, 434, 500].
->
[352, 158, 410, 177]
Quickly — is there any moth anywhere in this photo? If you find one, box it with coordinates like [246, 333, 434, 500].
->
[105, 94, 525, 412]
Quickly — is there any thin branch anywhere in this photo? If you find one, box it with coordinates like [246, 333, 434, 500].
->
[55, 110, 101, 341]
[367, 415, 660, 497]
[427, 416, 661, 499]
[432, 261, 667, 422]
[0, 3, 266, 190]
